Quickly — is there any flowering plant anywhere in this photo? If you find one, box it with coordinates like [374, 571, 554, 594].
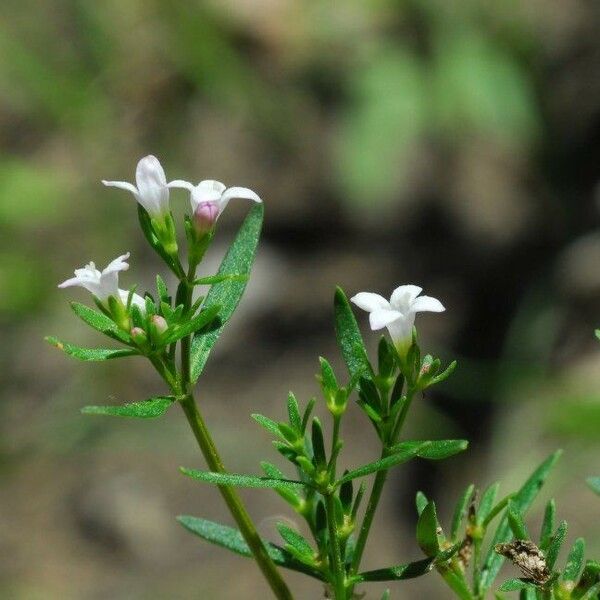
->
[47, 156, 599, 599]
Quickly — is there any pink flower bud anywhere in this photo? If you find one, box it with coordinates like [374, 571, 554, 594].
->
[151, 315, 168, 335]
[192, 201, 219, 234]
[130, 327, 148, 346]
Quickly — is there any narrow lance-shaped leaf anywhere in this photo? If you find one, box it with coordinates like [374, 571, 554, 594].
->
[176, 516, 325, 580]
[190, 204, 263, 382]
[334, 287, 372, 380]
[540, 499, 556, 550]
[479, 450, 562, 592]
[498, 579, 535, 592]
[276, 523, 315, 560]
[180, 467, 305, 491]
[477, 482, 500, 526]
[546, 520, 568, 571]
[81, 396, 175, 418]
[338, 442, 429, 484]
[416, 491, 429, 516]
[417, 501, 441, 557]
[356, 557, 435, 582]
[45, 336, 139, 361]
[161, 304, 220, 345]
[451, 483, 475, 541]
[506, 503, 529, 540]
[390, 439, 469, 461]
[562, 538, 585, 582]
[70, 302, 131, 343]
[287, 392, 301, 432]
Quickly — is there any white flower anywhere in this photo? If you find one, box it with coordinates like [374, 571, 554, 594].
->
[351, 285, 445, 354]
[59, 252, 145, 310]
[102, 155, 170, 219]
[167, 179, 261, 224]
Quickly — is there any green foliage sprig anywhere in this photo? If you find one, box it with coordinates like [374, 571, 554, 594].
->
[48, 156, 598, 599]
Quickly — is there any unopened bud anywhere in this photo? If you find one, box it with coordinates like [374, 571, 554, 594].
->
[130, 327, 148, 346]
[193, 201, 219, 234]
[151, 315, 168, 336]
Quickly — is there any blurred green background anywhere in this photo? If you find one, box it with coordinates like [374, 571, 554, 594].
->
[1, 1, 599, 598]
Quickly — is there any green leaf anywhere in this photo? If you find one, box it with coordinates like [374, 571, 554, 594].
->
[479, 450, 562, 592]
[417, 501, 441, 557]
[540, 499, 556, 550]
[192, 273, 248, 286]
[81, 396, 175, 418]
[587, 476, 600, 496]
[287, 392, 301, 432]
[481, 494, 514, 529]
[506, 502, 529, 540]
[176, 516, 325, 580]
[416, 491, 429, 516]
[477, 482, 500, 526]
[190, 204, 263, 382]
[390, 439, 469, 461]
[70, 302, 131, 343]
[156, 274, 169, 303]
[498, 579, 534, 592]
[451, 483, 475, 541]
[276, 523, 314, 559]
[301, 397, 316, 433]
[162, 304, 220, 345]
[45, 336, 139, 361]
[338, 442, 429, 484]
[334, 287, 371, 380]
[319, 357, 338, 393]
[356, 557, 435, 582]
[180, 468, 305, 491]
[562, 538, 585, 582]
[252, 413, 282, 437]
[380, 590, 390, 600]
[311, 418, 326, 468]
[580, 583, 600, 600]
[577, 560, 600, 596]
[546, 520, 568, 571]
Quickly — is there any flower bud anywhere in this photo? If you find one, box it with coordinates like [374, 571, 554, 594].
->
[130, 326, 148, 346]
[192, 201, 219, 234]
[151, 315, 168, 336]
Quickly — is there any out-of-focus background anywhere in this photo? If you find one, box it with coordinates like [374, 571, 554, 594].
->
[1, 1, 599, 598]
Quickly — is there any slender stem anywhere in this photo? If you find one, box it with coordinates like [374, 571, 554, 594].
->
[349, 447, 389, 574]
[349, 384, 417, 577]
[180, 395, 293, 600]
[328, 416, 341, 478]
[325, 493, 346, 600]
[176, 269, 292, 600]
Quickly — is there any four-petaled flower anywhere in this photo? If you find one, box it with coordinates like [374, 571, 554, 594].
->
[59, 252, 145, 311]
[351, 285, 445, 356]
[103, 155, 170, 219]
[167, 179, 261, 231]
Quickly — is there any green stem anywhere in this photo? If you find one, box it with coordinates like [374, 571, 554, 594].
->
[180, 395, 293, 600]
[325, 493, 346, 600]
[349, 447, 389, 575]
[174, 269, 293, 600]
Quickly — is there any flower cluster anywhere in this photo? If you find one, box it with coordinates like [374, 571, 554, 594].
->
[59, 155, 262, 329]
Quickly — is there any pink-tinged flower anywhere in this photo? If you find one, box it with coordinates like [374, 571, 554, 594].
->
[351, 285, 445, 355]
[103, 155, 170, 219]
[58, 252, 145, 310]
[167, 179, 261, 226]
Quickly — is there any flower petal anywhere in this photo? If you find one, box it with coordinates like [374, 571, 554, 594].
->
[119, 289, 146, 312]
[369, 309, 403, 331]
[219, 186, 262, 214]
[167, 179, 195, 191]
[100, 253, 131, 300]
[390, 285, 423, 310]
[350, 292, 390, 313]
[102, 180, 140, 198]
[411, 295, 445, 313]
[135, 155, 169, 216]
